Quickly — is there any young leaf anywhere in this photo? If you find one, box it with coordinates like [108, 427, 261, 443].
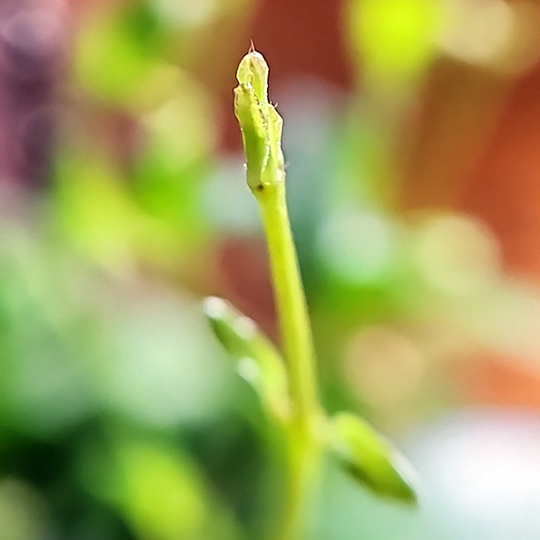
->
[328, 412, 418, 504]
[203, 296, 289, 421]
[233, 50, 285, 193]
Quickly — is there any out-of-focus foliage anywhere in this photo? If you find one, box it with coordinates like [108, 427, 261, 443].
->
[347, 0, 440, 88]
[3, 0, 540, 539]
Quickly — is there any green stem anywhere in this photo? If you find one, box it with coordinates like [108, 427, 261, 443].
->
[254, 178, 322, 540]
[275, 431, 320, 540]
[256, 182, 318, 422]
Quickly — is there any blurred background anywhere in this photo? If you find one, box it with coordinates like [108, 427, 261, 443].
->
[2, 0, 540, 538]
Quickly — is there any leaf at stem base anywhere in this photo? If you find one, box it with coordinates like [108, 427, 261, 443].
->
[328, 412, 418, 504]
[203, 296, 290, 422]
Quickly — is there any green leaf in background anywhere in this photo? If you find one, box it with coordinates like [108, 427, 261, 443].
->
[204, 296, 290, 422]
[54, 152, 148, 270]
[54, 150, 203, 270]
[78, 435, 242, 540]
[347, 0, 441, 87]
[328, 412, 417, 504]
[74, 0, 165, 105]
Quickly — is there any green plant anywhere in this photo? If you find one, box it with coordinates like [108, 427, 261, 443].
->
[204, 49, 417, 540]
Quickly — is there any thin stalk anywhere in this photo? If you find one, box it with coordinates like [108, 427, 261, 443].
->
[256, 182, 319, 423]
[255, 180, 321, 540]
[275, 429, 320, 540]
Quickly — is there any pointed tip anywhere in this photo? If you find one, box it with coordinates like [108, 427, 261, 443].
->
[249, 39, 255, 53]
[234, 315, 257, 340]
[329, 412, 420, 505]
[391, 450, 421, 505]
[203, 296, 228, 320]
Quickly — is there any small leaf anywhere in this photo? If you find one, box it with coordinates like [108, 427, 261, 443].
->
[233, 49, 284, 192]
[233, 83, 269, 190]
[329, 412, 418, 504]
[236, 50, 269, 104]
[203, 296, 289, 420]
